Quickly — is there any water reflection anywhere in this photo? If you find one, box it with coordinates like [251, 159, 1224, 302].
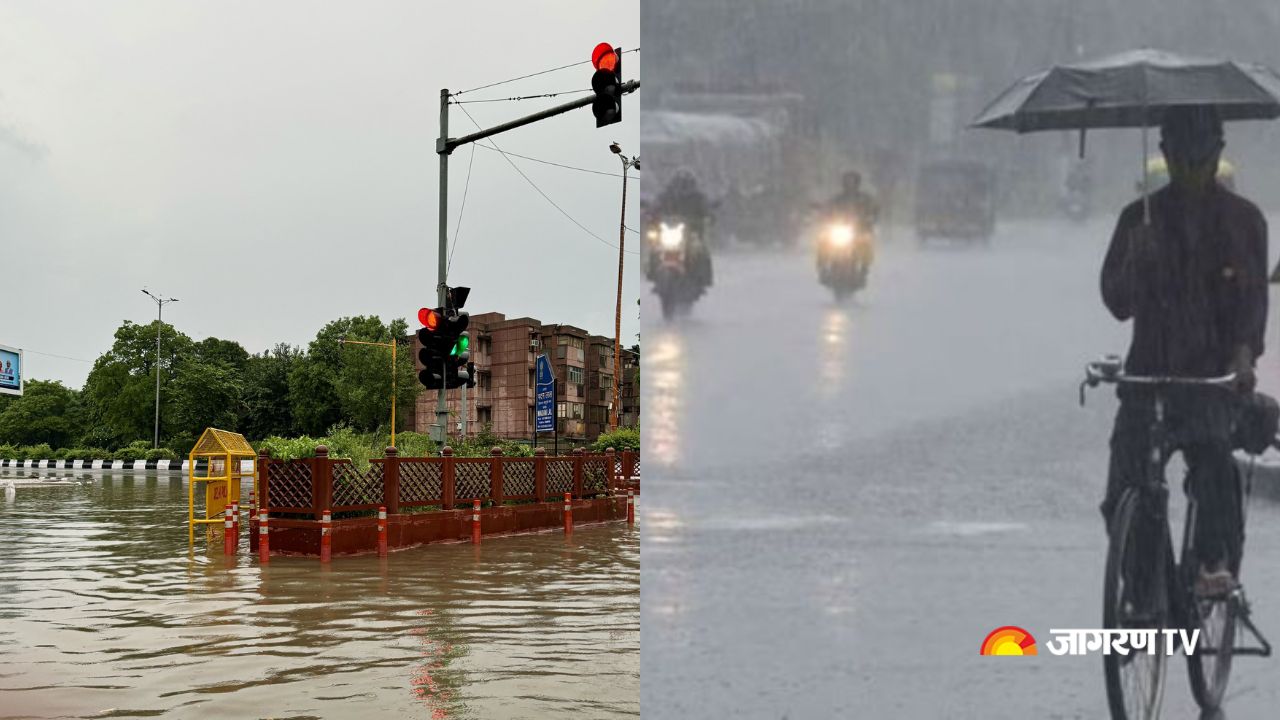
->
[819, 306, 850, 392]
[645, 330, 686, 468]
[811, 306, 854, 452]
[0, 470, 639, 718]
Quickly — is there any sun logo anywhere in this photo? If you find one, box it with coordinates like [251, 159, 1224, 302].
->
[980, 626, 1038, 656]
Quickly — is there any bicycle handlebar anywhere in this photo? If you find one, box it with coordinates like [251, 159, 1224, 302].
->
[1079, 356, 1237, 406]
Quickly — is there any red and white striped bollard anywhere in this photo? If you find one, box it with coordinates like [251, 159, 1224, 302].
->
[223, 504, 235, 555]
[320, 509, 332, 563]
[627, 489, 635, 525]
[472, 499, 482, 544]
[563, 492, 573, 535]
[258, 509, 270, 563]
[377, 506, 388, 557]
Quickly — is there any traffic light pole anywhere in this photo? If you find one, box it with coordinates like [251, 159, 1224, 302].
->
[433, 89, 450, 444]
[434, 78, 640, 444]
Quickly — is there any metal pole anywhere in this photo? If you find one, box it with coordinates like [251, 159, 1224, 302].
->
[611, 160, 628, 432]
[154, 300, 162, 449]
[554, 377, 559, 456]
[461, 379, 467, 438]
[435, 88, 450, 444]
[391, 339, 396, 449]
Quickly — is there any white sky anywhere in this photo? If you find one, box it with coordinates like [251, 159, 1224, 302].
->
[0, 1, 640, 387]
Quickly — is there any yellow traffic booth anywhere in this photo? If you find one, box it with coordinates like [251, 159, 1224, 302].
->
[187, 428, 257, 547]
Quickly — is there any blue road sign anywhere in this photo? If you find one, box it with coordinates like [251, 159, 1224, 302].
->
[535, 354, 555, 433]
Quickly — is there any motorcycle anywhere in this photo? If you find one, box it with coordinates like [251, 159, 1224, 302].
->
[645, 216, 711, 320]
[816, 214, 874, 301]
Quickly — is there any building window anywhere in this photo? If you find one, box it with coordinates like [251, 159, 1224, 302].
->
[529, 369, 535, 389]
[528, 406, 535, 427]
[567, 366, 583, 385]
[599, 373, 613, 389]
[478, 407, 492, 425]
[556, 402, 584, 420]
[558, 336, 585, 361]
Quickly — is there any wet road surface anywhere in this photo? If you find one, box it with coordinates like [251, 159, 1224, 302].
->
[0, 474, 638, 719]
[641, 219, 1280, 718]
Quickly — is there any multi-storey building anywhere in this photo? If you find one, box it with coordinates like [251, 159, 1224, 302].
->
[410, 312, 638, 445]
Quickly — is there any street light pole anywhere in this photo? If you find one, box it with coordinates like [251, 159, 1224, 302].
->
[608, 144, 639, 432]
[141, 289, 178, 449]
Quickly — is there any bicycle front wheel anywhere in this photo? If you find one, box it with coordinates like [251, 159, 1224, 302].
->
[1103, 489, 1169, 720]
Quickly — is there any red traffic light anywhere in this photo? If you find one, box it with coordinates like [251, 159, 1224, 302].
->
[418, 307, 440, 330]
[592, 42, 618, 72]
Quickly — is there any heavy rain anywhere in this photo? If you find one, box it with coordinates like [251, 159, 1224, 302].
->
[641, 1, 1280, 717]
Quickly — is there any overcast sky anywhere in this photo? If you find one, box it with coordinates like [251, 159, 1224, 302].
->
[0, 1, 640, 388]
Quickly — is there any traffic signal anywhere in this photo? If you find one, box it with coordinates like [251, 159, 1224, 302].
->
[442, 311, 472, 389]
[591, 43, 622, 128]
[417, 306, 449, 389]
[418, 286, 477, 390]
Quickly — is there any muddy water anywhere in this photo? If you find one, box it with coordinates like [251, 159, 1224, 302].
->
[0, 471, 639, 719]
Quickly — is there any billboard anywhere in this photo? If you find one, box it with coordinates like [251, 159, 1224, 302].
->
[0, 344, 22, 397]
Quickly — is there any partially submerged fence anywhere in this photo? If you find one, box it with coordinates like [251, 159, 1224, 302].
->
[257, 446, 639, 519]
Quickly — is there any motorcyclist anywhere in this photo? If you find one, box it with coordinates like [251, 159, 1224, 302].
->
[819, 170, 878, 272]
[649, 169, 714, 287]
[827, 170, 880, 229]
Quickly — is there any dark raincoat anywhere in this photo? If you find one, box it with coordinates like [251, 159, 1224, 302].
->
[1100, 180, 1268, 567]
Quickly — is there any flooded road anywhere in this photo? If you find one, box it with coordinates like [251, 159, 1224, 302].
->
[641, 219, 1280, 718]
[0, 472, 639, 719]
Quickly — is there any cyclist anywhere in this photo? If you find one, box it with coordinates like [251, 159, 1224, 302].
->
[1099, 106, 1268, 598]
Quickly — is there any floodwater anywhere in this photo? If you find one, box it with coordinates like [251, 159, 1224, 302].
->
[0, 471, 639, 719]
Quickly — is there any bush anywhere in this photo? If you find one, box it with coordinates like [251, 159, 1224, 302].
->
[167, 432, 198, 458]
[49, 447, 68, 460]
[145, 448, 178, 461]
[23, 443, 55, 460]
[256, 435, 320, 461]
[113, 440, 152, 462]
[64, 447, 110, 460]
[590, 427, 639, 453]
[393, 431, 436, 459]
[0, 443, 19, 460]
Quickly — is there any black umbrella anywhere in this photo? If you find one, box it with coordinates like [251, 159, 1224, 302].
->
[972, 48, 1280, 222]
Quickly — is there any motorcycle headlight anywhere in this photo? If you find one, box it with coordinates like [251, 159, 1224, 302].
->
[825, 223, 856, 247]
[659, 223, 686, 250]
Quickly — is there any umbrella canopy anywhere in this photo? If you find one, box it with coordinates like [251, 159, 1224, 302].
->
[972, 48, 1280, 132]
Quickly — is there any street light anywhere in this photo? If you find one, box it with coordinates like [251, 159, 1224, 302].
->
[141, 289, 178, 449]
[609, 143, 639, 432]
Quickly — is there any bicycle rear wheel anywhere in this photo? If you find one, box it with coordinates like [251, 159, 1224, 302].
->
[1103, 489, 1168, 720]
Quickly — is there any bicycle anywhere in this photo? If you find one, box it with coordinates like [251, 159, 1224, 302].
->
[1080, 355, 1272, 720]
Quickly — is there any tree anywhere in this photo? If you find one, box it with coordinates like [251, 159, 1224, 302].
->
[0, 380, 86, 447]
[82, 320, 193, 447]
[241, 343, 300, 439]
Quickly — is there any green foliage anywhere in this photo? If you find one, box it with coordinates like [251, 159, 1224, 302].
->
[64, 447, 111, 460]
[256, 435, 320, 462]
[448, 424, 533, 458]
[590, 427, 640, 452]
[113, 440, 153, 461]
[0, 443, 18, 459]
[0, 380, 86, 448]
[82, 320, 193, 448]
[241, 344, 300, 440]
[394, 431, 437, 459]
[23, 443, 54, 460]
[145, 448, 177, 461]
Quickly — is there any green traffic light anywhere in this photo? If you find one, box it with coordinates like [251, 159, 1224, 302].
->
[451, 335, 469, 356]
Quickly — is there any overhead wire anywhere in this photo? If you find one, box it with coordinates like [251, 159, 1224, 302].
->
[447, 142, 477, 275]
[455, 103, 639, 255]
[452, 48, 638, 98]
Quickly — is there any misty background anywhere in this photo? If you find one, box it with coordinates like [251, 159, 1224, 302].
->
[643, 0, 1280, 215]
[0, 1, 640, 387]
